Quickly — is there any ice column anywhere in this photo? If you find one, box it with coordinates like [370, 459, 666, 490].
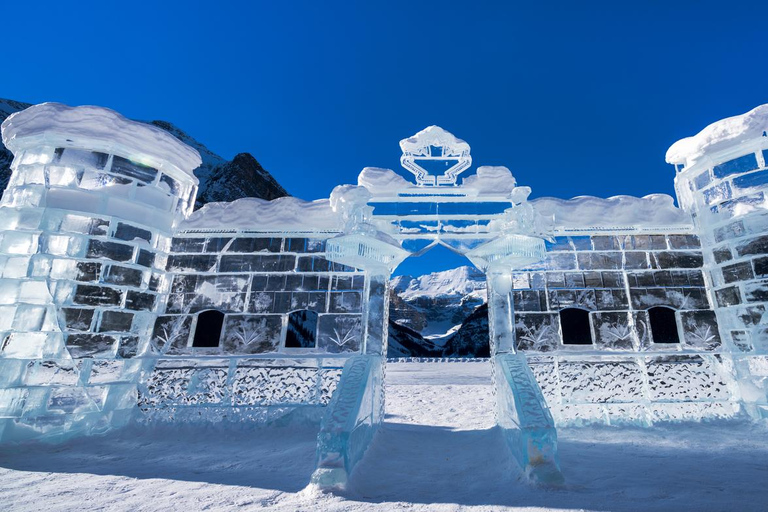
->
[468, 232, 564, 485]
[669, 111, 768, 418]
[312, 227, 407, 490]
[0, 103, 201, 442]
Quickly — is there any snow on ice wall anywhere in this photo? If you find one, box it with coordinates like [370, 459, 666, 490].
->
[0, 104, 199, 442]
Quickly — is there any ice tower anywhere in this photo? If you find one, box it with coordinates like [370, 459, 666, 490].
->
[668, 105, 768, 416]
[0, 104, 200, 441]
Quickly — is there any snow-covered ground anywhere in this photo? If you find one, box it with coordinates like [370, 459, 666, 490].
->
[2, 362, 767, 511]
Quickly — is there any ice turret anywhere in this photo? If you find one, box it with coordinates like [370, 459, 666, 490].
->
[669, 104, 768, 418]
[0, 103, 201, 442]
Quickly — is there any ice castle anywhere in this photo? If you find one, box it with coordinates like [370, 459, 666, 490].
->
[0, 102, 766, 486]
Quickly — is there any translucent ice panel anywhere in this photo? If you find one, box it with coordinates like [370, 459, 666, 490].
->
[1, 332, 49, 358]
[47, 165, 79, 187]
[134, 185, 173, 212]
[159, 174, 180, 195]
[713, 153, 759, 179]
[77, 170, 132, 195]
[110, 156, 158, 184]
[53, 148, 109, 170]
[733, 169, 768, 190]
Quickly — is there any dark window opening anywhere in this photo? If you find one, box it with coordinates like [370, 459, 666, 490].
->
[559, 308, 592, 345]
[648, 306, 680, 344]
[192, 310, 225, 347]
[285, 310, 318, 348]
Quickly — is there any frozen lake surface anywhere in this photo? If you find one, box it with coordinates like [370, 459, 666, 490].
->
[2, 361, 767, 511]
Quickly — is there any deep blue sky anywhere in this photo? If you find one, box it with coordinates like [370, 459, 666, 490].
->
[4, 1, 768, 276]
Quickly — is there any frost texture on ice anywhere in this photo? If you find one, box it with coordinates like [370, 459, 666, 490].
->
[182, 196, 341, 231]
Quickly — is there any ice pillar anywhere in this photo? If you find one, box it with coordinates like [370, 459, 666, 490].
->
[313, 232, 406, 490]
[468, 234, 564, 484]
[0, 103, 201, 442]
[486, 269, 516, 355]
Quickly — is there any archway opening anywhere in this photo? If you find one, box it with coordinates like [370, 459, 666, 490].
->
[388, 243, 488, 358]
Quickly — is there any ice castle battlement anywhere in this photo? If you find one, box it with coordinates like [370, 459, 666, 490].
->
[2, 103, 202, 179]
[0, 103, 767, 486]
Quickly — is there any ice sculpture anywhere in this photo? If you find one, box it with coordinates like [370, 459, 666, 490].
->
[1, 100, 767, 491]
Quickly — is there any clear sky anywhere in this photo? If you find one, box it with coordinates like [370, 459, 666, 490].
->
[3, 1, 768, 276]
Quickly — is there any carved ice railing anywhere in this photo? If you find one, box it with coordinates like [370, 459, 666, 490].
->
[137, 357, 344, 424]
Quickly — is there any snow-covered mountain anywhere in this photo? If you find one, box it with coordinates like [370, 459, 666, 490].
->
[0, 99, 288, 208]
[388, 266, 489, 357]
[390, 266, 486, 337]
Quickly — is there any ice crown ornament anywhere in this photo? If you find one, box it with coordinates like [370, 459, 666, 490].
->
[399, 126, 472, 186]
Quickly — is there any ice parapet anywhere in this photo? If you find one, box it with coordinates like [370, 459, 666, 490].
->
[531, 194, 692, 231]
[2, 103, 202, 177]
[182, 196, 341, 232]
[666, 103, 768, 167]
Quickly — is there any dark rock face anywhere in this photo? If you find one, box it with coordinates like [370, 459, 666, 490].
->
[0, 99, 33, 192]
[388, 289, 428, 332]
[387, 320, 441, 358]
[441, 303, 490, 358]
[197, 153, 287, 206]
[0, 99, 288, 207]
[387, 266, 489, 358]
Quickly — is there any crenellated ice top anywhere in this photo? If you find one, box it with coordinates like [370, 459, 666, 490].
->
[1, 103, 202, 179]
[666, 103, 768, 168]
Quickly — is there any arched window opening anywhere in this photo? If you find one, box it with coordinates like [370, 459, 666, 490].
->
[192, 310, 225, 348]
[285, 310, 318, 348]
[559, 308, 592, 345]
[648, 306, 680, 344]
